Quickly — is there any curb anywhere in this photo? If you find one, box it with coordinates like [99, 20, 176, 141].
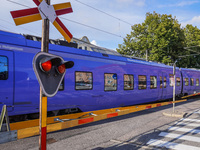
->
[162, 111, 186, 118]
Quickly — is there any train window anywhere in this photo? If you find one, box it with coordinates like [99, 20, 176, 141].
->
[160, 76, 163, 88]
[185, 78, 189, 86]
[190, 78, 194, 86]
[104, 73, 117, 91]
[0, 56, 8, 80]
[164, 77, 167, 88]
[124, 74, 134, 90]
[176, 77, 180, 86]
[169, 74, 174, 87]
[138, 75, 147, 90]
[150, 76, 157, 89]
[196, 79, 199, 86]
[75, 72, 93, 90]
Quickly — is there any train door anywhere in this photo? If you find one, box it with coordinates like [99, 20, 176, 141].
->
[162, 72, 168, 99]
[159, 72, 167, 100]
[158, 73, 163, 100]
[0, 50, 14, 112]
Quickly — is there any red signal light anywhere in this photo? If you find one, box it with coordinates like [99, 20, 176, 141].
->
[41, 60, 52, 72]
[57, 64, 66, 74]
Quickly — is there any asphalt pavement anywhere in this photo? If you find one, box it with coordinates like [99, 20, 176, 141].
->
[1, 97, 200, 150]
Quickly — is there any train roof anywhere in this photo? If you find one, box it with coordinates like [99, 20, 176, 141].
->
[0, 30, 175, 69]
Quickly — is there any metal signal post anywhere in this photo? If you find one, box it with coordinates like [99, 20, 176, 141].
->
[40, 0, 50, 149]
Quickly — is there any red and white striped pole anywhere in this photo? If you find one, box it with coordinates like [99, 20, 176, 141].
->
[39, 95, 47, 150]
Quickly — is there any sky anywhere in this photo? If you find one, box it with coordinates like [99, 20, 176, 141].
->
[0, 0, 200, 50]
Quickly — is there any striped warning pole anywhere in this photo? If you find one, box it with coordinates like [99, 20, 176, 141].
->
[39, 0, 49, 149]
[39, 94, 47, 150]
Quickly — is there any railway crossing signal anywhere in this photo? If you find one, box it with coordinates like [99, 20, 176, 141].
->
[10, 0, 74, 149]
[10, 0, 73, 42]
[33, 52, 74, 97]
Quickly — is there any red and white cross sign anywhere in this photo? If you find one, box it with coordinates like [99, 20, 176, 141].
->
[10, 0, 73, 42]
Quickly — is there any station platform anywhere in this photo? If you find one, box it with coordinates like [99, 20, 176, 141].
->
[1, 97, 200, 150]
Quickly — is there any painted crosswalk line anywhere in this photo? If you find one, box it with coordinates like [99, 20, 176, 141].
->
[174, 122, 200, 127]
[147, 139, 200, 150]
[180, 118, 200, 123]
[168, 126, 200, 134]
[159, 132, 200, 143]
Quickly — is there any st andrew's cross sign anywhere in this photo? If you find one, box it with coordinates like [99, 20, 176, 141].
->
[10, 0, 73, 42]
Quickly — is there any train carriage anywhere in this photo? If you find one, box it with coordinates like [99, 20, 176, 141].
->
[0, 30, 200, 118]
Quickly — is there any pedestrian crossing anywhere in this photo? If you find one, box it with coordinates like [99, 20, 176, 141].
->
[146, 109, 200, 150]
[147, 139, 200, 150]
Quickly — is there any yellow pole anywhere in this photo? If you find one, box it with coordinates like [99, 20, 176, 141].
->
[39, 88, 47, 150]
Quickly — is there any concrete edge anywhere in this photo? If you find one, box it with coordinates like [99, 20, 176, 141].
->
[162, 111, 186, 118]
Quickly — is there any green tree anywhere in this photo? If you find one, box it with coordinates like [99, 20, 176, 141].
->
[184, 24, 200, 46]
[117, 12, 186, 65]
[181, 24, 200, 68]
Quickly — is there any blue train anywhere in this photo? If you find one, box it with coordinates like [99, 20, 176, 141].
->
[0, 30, 200, 119]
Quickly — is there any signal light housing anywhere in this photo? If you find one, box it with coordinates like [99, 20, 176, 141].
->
[33, 52, 74, 97]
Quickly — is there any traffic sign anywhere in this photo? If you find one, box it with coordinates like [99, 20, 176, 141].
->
[33, 52, 74, 97]
[10, 0, 73, 42]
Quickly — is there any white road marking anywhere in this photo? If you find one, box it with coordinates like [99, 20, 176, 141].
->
[192, 109, 200, 113]
[193, 112, 200, 114]
[159, 132, 200, 143]
[147, 139, 200, 150]
[174, 122, 200, 127]
[179, 118, 200, 123]
[168, 126, 200, 134]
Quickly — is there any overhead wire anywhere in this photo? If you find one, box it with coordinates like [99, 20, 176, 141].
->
[0, 18, 40, 36]
[6, 0, 125, 39]
[7, 0, 30, 8]
[73, 0, 133, 26]
[0, 24, 10, 31]
[59, 17, 125, 38]
[178, 46, 200, 58]
[184, 47, 200, 54]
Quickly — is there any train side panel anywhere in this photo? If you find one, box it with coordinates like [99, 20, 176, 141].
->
[0, 42, 185, 115]
[1, 30, 200, 117]
[181, 68, 200, 95]
[0, 50, 14, 112]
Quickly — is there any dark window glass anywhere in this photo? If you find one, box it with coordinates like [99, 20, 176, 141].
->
[150, 76, 157, 89]
[75, 72, 93, 90]
[138, 75, 147, 90]
[185, 78, 189, 86]
[104, 73, 117, 91]
[124, 74, 134, 90]
[196, 79, 199, 86]
[164, 77, 167, 88]
[176, 77, 180, 86]
[59, 79, 64, 91]
[190, 78, 194, 86]
[0, 56, 8, 80]
[160, 76, 163, 88]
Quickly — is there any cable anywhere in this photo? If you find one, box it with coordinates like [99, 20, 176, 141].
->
[183, 47, 200, 55]
[73, 0, 133, 26]
[60, 17, 124, 39]
[7, 0, 124, 39]
[0, 24, 10, 31]
[0, 18, 41, 36]
[178, 53, 200, 58]
[7, 0, 30, 8]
